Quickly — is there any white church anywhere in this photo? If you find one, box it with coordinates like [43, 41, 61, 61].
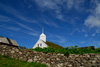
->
[32, 28, 48, 49]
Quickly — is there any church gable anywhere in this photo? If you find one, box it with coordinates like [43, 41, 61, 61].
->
[32, 28, 47, 49]
[32, 39, 48, 48]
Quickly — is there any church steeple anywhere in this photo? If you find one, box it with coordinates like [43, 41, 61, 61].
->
[39, 27, 46, 42]
[42, 27, 44, 33]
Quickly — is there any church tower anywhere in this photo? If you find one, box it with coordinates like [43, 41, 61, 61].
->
[39, 28, 46, 42]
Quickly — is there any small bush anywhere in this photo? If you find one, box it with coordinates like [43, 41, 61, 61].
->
[31, 46, 100, 56]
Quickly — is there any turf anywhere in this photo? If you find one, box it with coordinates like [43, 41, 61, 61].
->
[0, 55, 48, 67]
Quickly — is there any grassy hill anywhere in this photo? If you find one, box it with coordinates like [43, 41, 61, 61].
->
[45, 41, 63, 49]
[0, 55, 48, 67]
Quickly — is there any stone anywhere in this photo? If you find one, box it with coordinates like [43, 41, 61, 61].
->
[11, 51, 15, 53]
[68, 64, 72, 67]
[15, 49, 19, 52]
[27, 59, 33, 62]
[0, 44, 100, 67]
[56, 58, 60, 60]
[91, 61, 96, 64]
[19, 52, 22, 55]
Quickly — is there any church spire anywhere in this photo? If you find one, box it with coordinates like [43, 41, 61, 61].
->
[42, 27, 44, 33]
[40, 27, 46, 42]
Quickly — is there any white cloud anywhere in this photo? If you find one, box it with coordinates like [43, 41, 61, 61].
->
[41, 16, 59, 28]
[0, 15, 11, 22]
[84, 34, 88, 37]
[91, 40, 100, 48]
[66, 0, 74, 9]
[34, 0, 61, 10]
[56, 14, 65, 21]
[80, 41, 85, 44]
[82, 29, 86, 32]
[84, 3, 100, 29]
[70, 28, 79, 35]
[74, 0, 85, 11]
[55, 35, 66, 43]
[24, 31, 39, 37]
[0, 25, 20, 31]
[16, 22, 39, 37]
[16, 22, 34, 31]
[44, 21, 59, 28]
[47, 33, 66, 44]
[95, 4, 100, 15]
[34, 0, 66, 21]
[33, 0, 86, 22]
[85, 15, 100, 29]
[96, 29, 100, 33]
[92, 33, 96, 36]
[0, 3, 37, 23]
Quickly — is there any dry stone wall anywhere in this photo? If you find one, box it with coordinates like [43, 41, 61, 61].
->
[0, 44, 100, 67]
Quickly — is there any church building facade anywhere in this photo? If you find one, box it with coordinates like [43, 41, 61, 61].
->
[32, 28, 48, 49]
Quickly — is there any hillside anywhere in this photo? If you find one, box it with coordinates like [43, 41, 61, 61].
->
[0, 55, 48, 67]
[45, 41, 63, 49]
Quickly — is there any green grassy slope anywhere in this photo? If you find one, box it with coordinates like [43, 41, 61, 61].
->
[0, 55, 48, 67]
[45, 41, 63, 49]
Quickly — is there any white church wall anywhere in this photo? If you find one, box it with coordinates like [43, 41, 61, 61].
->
[40, 36, 46, 42]
[32, 39, 48, 49]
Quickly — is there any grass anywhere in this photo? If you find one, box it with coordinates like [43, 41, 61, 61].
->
[0, 55, 48, 67]
[31, 46, 100, 56]
[45, 41, 63, 49]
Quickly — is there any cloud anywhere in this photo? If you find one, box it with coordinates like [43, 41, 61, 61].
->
[92, 33, 96, 37]
[66, 0, 74, 9]
[0, 3, 59, 28]
[24, 0, 33, 8]
[34, 0, 85, 10]
[40, 15, 59, 28]
[70, 28, 79, 35]
[56, 14, 65, 21]
[84, 34, 88, 37]
[16, 22, 39, 37]
[25, 31, 39, 37]
[91, 40, 100, 48]
[84, 3, 100, 29]
[34, 0, 86, 21]
[34, 0, 60, 10]
[0, 24, 20, 31]
[55, 35, 66, 43]
[0, 3, 37, 23]
[84, 15, 100, 29]
[34, 0, 62, 21]
[0, 15, 11, 22]
[34, 0, 66, 21]
[82, 29, 87, 32]
[44, 21, 59, 28]
[16, 22, 35, 32]
[96, 29, 100, 33]
[80, 41, 85, 44]
[74, 0, 85, 10]
[48, 33, 67, 44]
[0, 23, 39, 37]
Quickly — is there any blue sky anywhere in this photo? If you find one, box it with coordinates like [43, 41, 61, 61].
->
[0, 0, 100, 48]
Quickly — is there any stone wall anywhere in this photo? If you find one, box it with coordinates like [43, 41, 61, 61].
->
[0, 44, 100, 67]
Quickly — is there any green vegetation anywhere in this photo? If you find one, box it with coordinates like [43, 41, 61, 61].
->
[0, 55, 48, 67]
[45, 41, 63, 49]
[32, 46, 100, 56]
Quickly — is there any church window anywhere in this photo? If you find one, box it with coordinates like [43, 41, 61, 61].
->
[40, 43, 42, 46]
[38, 44, 39, 47]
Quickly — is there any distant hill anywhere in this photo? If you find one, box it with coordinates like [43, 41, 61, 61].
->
[45, 41, 63, 49]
